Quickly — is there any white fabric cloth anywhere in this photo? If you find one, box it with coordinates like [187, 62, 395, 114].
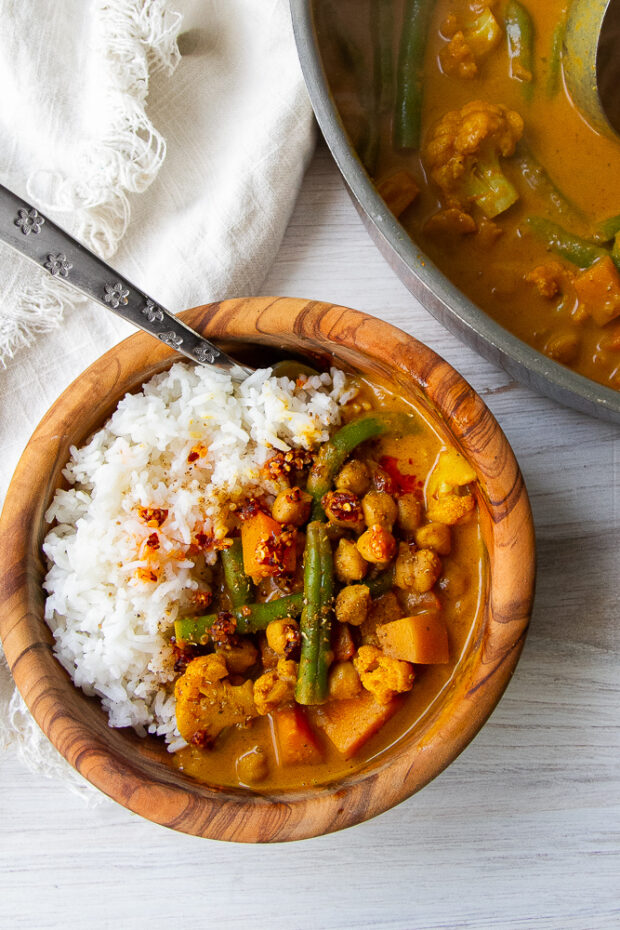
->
[0, 0, 316, 796]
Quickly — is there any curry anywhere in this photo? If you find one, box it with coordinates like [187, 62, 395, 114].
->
[317, 0, 620, 390]
[174, 378, 485, 790]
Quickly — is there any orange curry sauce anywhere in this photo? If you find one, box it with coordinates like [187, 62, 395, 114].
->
[174, 378, 485, 791]
[320, 0, 620, 389]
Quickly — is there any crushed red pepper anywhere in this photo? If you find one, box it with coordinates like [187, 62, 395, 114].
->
[137, 507, 168, 527]
[379, 456, 424, 500]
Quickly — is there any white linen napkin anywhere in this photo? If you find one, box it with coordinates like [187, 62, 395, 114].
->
[0, 0, 316, 795]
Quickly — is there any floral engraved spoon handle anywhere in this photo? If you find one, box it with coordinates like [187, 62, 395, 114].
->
[0, 183, 252, 378]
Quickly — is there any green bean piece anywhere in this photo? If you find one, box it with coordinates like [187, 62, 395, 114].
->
[307, 415, 388, 520]
[174, 593, 303, 644]
[611, 234, 620, 273]
[317, 2, 377, 174]
[366, 565, 396, 599]
[394, 0, 435, 151]
[594, 214, 620, 243]
[296, 522, 333, 705]
[505, 0, 534, 100]
[374, 0, 395, 115]
[512, 143, 587, 230]
[525, 217, 610, 269]
[221, 538, 253, 609]
[546, 14, 565, 98]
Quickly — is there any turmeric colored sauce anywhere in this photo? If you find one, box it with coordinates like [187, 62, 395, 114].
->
[319, 0, 620, 390]
[174, 377, 486, 792]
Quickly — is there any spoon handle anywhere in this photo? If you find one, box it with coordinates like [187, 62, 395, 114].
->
[0, 184, 252, 378]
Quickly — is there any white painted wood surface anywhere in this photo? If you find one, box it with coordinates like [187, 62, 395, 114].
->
[1, 143, 619, 930]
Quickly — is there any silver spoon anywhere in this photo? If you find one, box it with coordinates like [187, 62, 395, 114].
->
[0, 183, 253, 379]
[564, 0, 620, 140]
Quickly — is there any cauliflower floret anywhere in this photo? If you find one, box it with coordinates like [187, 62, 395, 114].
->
[440, 3, 503, 79]
[253, 658, 297, 715]
[424, 207, 478, 239]
[440, 31, 478, 79]
[174, 654, 256, 746]
[426, 449, 477, 526]
[353, 645, 415, 705]
[423, 100, 524, 218]
[525, 261, 573, 299]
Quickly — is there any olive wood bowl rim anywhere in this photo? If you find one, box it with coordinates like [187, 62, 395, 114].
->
[0, 297, 535, 842]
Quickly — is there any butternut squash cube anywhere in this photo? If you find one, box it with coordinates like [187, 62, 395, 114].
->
[313, 690, 400, 759]
[377, 612, 450, 664]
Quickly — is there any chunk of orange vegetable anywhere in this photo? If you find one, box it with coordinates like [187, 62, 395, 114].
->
[573, 256, 620, 327]
[377, 612, 450, 664]
[241, 510, 296, 580]
[377, 170, 420, 218]
[332, 621, 355, 662]
[313, 690, 401, 758]
[273, 706, 323, 766]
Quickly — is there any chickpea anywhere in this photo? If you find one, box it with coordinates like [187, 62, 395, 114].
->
[272, 486, 312, 525]
[334, 538, 369, 583]
[360, 592, 402, 646]
[215, 639, 258, 675]
[236, 747, 269, 785]
[393, 541, 418, 590]
[356, 525, 397, 565]
[397, 493, 423, 535]
[335, 459, 371, 496]
[414, 522, 451, 556]
[321, 490, 365, 531]
[266, 619, 301, 659]
[253, 668, 295, 715]
[544, 330, 580, 365]
[361, 490, 398, 530]
[335, 584, 370, 626]
[438, 563, 470, 597]
[328, 661, 362, 701]
[411, 548, 442, 593]
[276, 657, 298, 683]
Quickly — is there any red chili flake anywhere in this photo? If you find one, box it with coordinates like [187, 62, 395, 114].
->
[262, 449, 313, 481]
[191, 590, 213, 611]
[187, 443, 208, 464]
[171, 637, 209, 674]
[379, 456, 424, 500]
[137, 507, 168, 527]
[255, 527, 297, 575]
[371, 465, 396, 495]
[210, 611, 239, 647]
[321, 490, 364, 525]
[237, 498, 269, 522]
[145, 532, 160, 550]
[190, 730, 214, 749]
[135, 567, 158, 583]
[188, 531, 213, 554]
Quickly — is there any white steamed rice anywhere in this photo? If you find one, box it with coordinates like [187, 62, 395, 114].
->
[43, 362, 355, 750]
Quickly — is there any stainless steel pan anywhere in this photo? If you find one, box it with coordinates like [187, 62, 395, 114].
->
[289, 0, 620, 423]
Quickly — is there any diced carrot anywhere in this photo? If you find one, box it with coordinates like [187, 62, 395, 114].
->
[332, 622, 355, 662]
[241, 511, 296, 580]
[273, 706, 323, 766]
[377, 170, 420, 218]
[313, 690, 400, 759]
[377, 612, 450, 664]
[573, 256, 620, 327]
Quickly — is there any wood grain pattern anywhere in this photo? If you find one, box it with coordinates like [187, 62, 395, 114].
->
[0, 297, 535, 842]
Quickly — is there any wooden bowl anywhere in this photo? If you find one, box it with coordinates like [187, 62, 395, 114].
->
[0, 297, 535, 842]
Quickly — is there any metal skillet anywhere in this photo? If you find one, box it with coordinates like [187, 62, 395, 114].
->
[289, 0, 620, 424]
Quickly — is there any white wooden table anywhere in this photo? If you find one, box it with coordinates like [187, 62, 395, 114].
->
[1, 142, 619, 930]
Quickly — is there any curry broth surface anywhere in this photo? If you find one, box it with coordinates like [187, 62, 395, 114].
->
[319, 0, 620, 389]
[175, 377, 485, 792]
